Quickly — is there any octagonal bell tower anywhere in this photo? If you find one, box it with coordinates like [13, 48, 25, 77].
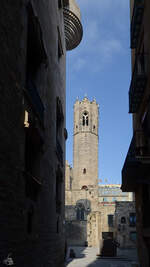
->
[73, 97, 99, 190]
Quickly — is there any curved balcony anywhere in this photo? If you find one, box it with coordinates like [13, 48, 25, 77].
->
[63, 1, 83, 50]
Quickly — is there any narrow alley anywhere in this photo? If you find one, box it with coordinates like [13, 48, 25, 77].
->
[66, 247, 138, 267]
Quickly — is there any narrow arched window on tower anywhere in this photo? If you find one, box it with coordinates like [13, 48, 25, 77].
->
[86, 117, 88, 126]
[83, 168, 86, 174]
[121, 217, 126, 224]
[82, 112, 88, 126]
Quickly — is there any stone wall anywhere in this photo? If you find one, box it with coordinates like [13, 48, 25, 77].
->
[114, 202, 136, 248]
[65, 221, 87, 246]
[0, 1, 66, 266]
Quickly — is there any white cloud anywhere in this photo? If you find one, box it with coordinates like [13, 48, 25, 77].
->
[67, 0, 128, 73]
[69, 37, 123, 73]
[101, 39, 122, 60]
[74, 57, 86, 71]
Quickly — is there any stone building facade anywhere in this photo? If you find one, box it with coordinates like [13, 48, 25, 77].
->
[121, 0, 150, 266]
[114, 202, 136, 248]
[0, 1, 82, 266]
[65, 97, 135, 251]
[98, 185, 134, 248]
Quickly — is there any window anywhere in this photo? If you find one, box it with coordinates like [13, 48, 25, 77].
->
[108, 215, 114, 227]
[143, 184, 150, 228]
[58, 0, 63, 8]
[56, 97, 64, 165]
[26, 3, 47, 124]
[112, 197, 117, 202]
[57, 26, 63, 58]
[70, 176, 72, 190]
[129, 213, 136, 227]
[103, 197, 108, 202]
[130, 231, 137, 242]
[27, 3, 47, 82]
[81, 185, 88, 190]
[56, 166, 63, 214]
[57, 216, 59, 233]
[63, 0, 69, 7]
[76, 203, 85, 221]
[25, 125, 43, 201]
[121, 217, 126, 224]
[83, 168, 86, 174]
[82, 112, 88, 126]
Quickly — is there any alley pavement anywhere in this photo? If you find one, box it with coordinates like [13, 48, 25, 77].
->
[65, 247, 138, 267]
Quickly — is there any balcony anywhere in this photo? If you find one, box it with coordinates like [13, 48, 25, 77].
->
[130, 0, 145, 49]
[63, 0, 83, 50]
[129, 54, 147, 113]
[122, 131, 150, 192]
[25, 79, 44, 125]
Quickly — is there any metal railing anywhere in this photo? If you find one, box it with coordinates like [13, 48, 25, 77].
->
[124, 130, 150, 164]
[129, 54, 147, 113]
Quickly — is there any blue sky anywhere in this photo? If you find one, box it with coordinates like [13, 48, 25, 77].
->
[66, 0, 132, 184]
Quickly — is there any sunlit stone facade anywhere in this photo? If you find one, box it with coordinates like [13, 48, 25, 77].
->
[65, 98, 135, 250]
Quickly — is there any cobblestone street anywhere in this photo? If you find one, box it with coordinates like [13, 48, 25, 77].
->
[66, 247, 137, 267]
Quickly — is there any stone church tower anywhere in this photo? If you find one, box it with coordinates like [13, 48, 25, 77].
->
[65, 97, 100, 247]
[73, 97, 99, 190]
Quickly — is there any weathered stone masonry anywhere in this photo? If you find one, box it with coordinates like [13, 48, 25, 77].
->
[0, 1, 82, 266]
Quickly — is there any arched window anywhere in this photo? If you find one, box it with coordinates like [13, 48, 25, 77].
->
[121, 217, 126, 224]
[129, 213, 136, 227]
[82, 112, 88, 126]
[83, 168, 86, 174]
[76, 203, 85, 221]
